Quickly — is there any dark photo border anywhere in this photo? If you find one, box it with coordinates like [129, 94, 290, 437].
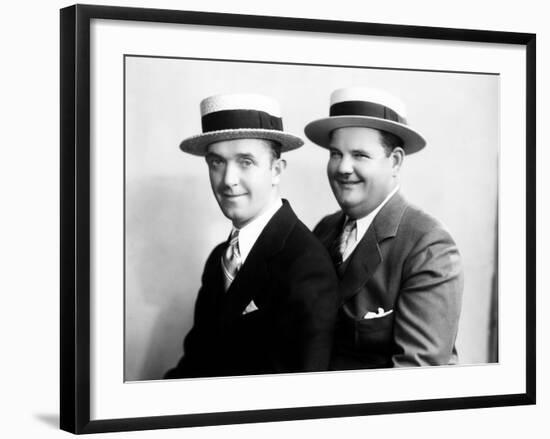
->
[60, 4, 536, 434]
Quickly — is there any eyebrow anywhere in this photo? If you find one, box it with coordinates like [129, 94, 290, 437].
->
[328, 145, 370, 154]
[205, 152, 257, 160]
[205, 152, 223, 161]
[235, 152, 256, 159]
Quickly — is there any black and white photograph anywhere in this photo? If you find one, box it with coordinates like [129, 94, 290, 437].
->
[55, 2, 537, 435]
[124, 56, 498, 381]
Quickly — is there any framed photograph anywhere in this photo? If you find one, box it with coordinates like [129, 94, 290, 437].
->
[60, 4, 536, 434]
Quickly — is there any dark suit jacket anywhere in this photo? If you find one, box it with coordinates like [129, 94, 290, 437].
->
[314, 192, 463, 370]
[165, 200, 339, 379]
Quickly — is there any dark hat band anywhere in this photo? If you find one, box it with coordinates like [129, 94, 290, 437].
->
[201, 109, 283, 133]
[330, 101, 406, 124]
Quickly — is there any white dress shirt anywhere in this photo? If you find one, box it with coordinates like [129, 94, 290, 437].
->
[231, 198, 283, 263]
[342, 186, 400, 261]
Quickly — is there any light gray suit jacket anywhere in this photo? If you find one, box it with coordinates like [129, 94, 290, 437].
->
[314, 192, 463, 369]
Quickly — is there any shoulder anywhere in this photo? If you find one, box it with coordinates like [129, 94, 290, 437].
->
[287, 217, 330, 256]
[202, 242, 225, 270]
[395, 203, 462, 275]
[262, 201, 335, 272]
[399, 202, 456, 243]
[275, 200, 335, 255]
[276, 215, 335, 272]
[396, 203, 464, 290]
[276, 218, 338, 290]
[208, 241, 226, 259]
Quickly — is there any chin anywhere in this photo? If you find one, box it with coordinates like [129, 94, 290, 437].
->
[220, 207, 239, 222]
[336, 200, 354, 213]
[225, 210, 250, 227]
[337, 199, 363, 216]
[336, 194, 358, 208]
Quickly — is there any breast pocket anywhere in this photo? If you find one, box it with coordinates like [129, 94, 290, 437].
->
[355, 312, 394, 350]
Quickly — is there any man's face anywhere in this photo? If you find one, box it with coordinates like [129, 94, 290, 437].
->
[327, 127, 401, 219]
[205, 138, 283, 228]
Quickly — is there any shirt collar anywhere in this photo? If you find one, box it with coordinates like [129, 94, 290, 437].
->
[341, 186, 399, 262]
[232, 198, 283, 263]
[354, 186, 400, 239]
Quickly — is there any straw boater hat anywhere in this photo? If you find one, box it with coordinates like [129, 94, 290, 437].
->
[304, 87, 426, 154]
[179, 93, 304, 156]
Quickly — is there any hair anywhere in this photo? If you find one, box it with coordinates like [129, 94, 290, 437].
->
[378, 130, 404, 156]
[260, 139, 282, 161]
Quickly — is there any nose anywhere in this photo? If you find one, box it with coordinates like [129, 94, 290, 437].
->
[336, 153, 353, 175]
[222, 162, 239, 187]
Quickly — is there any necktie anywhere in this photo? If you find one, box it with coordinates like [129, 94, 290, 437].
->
[221, 229, 242, 291]
[331, 218, 357, 266]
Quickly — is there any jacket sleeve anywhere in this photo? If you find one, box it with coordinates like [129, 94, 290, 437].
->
[391, 226, 464, 367]
[163, 287, 211, 379]
[164, 249, 220, 379]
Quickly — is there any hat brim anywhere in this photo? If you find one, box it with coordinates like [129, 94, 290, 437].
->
[180, 129, 304, 156]
[304, 116, 426, 154]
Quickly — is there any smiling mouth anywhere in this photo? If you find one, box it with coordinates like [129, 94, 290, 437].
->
[336, 180, 361, 186]
[221, 193, 247, 198]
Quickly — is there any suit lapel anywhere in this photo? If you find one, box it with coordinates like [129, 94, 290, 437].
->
[340, 227, 381, 301]
[222, 200, 297, 321]
[340, 191, 409, 302]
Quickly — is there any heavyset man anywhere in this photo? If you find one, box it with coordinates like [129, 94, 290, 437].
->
[306, 87, 464, 369]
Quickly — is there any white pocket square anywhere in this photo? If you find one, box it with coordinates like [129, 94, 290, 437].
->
[363, 307, 393, 319]
[242, 300, 259, 315]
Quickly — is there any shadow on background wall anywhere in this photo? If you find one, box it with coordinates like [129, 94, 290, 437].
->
[125, 175, 224, 381]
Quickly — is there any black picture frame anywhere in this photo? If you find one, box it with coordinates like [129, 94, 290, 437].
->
[60, 3, 536, 434]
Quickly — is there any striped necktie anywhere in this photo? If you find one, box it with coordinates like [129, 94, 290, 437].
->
[331, 218, 357, 266]
[221, 229, 242, 291]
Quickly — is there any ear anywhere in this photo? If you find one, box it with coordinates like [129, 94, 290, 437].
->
[390, 147, 404, 176]
[271, 158, 287, 185]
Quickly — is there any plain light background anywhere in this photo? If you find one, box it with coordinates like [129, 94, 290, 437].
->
[125, 56, 498, 381]
[0, 0, 546, 438]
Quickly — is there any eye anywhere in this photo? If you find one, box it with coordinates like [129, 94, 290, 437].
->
[329, 149, 342, 158]
[353, 152, 369, 159]
[206, 157, 224, 168]
[238, 158, 254, 167]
